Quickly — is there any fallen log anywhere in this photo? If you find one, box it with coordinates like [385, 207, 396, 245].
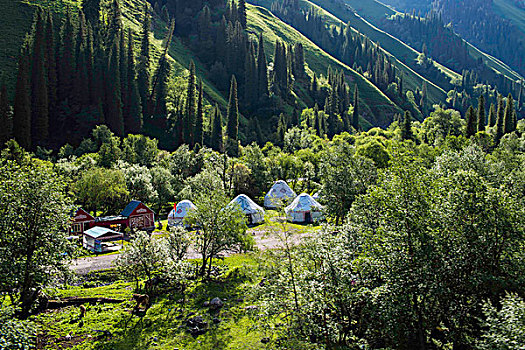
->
[45, 297, 124, 309]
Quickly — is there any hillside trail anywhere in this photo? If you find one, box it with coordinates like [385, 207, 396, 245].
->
[71, 224, 312, 274]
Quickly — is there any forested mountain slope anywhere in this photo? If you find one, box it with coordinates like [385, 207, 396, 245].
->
[0, 0, 405, 152]
[304, 0, 458, 93]
[346, 0, 523, 85]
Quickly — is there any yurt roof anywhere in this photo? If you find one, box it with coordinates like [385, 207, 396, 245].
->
[286, 193, 323, 212]
[230, 194, 264, 214]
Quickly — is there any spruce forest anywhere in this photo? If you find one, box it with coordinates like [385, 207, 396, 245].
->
[1, 0, 525, 349]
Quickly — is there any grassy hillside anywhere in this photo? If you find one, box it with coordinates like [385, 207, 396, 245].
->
[247, 5, 401, 127]
[345, 0, 524, 83]
[252, 0, 450, 106]
[309, 0, 457, 98]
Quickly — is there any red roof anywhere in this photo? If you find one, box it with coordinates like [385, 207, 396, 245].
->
[72, 208, 95, 223]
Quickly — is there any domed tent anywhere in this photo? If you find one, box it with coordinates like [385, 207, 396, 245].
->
[285, 193, 324, 223]
[168, 200, 197, 227]
[264, 180, 297, 208]
[229, 194, 265, 225]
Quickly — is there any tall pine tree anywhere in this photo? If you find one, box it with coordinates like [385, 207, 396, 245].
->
[137, 4, 151, 117]
[105, 41, 124, 136]
[257, 33, 269, 98]
[30, 10, 49, 147]
[183, 61, 196, 146]
[488, 103, 496, 127]
[477, 94, 485, 132]
[465, 105, 477, 137]
[194, 80, 204, 147]
[352, 84, 359, 131]
[13, 45, 32, 150]
[496, 94, 505, 142]
[238, 0, 247, 29]
[210, 104, 223, 152]
[125, 29, 142, 134]
[58, 8, 74, 105]
[45, 12, 57, 127]
[401, 110, 413, 140]
[82, 0, 101, 28]
[503, 93, 515, 134]
[226, 75, 239, 156]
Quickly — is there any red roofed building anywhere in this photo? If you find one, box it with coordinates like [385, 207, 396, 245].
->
[93, 200, 156, 234]
[70, 208, 96, 236]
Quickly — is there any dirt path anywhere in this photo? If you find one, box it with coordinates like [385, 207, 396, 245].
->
[71, 227, 311, 274]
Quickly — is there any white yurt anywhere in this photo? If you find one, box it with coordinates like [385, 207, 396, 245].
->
[167, 200, 197, 227]
[229, 194, 265, 225]
[264, 180, 297, 208]
[285, 193, 324, 223]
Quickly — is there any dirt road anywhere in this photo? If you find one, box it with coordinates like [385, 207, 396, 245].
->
[71, 227, 311, 274]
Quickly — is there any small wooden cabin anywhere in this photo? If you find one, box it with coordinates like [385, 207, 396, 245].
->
[93, 200, 156, 234]
[70, 208, 95, 236]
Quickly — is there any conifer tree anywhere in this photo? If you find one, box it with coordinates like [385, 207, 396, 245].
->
[488, 103, 496, 127]
[82, 0, 101, 28]
[238, 0, 247, 29]
[465, 105, 477, 137]
[228, 0, 238, 23]
[119, 30, 128, 115]
[58, 8, 74, 104]
[30, 10, 49, 147]
[477, 94, 485, 132]
[45, 12, 57, 123]
[72, 10, 89, 112]
[257, 33, 269, 97]
[401, 110, 413, 140]
[210, 104, 223, 152]
[277, 113, 286, 145]
[107, 0, 123, 44]
[13, 45, 32, 150]
[293, 43, 305, 79]
[137, 4, 151, 117]
[496, 94, 504, 141]
[125, 29, 142, 134]
[352, 84, 359, 131]
[105, 41, 124, 136]
[152, 57, 170, 127]
[504, 93, 515, 134]
[183, 61, 196, 146]
[0, 83, 12, 145]
[273, 40, 288, 93]
[518, 81, 523, 112]
[226, 75, 239, 156]
[194, 80, 204, 147]
[420, 81, 428, 113]
[244, 42, 257, 106]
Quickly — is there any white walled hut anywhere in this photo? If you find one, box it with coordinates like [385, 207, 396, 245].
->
[167, 200, 197, 227]
[229, 194, 265, 225]
[285, 193, 324, 224]
[264, 180, 297, 208]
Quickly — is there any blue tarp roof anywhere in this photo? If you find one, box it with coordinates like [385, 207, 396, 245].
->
[120, 200, 141, 217]
[84, 226, 123, 239]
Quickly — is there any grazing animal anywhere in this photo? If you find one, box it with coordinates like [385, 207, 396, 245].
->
[132, 294, 150, 312]
[79, 305, 86, 318]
